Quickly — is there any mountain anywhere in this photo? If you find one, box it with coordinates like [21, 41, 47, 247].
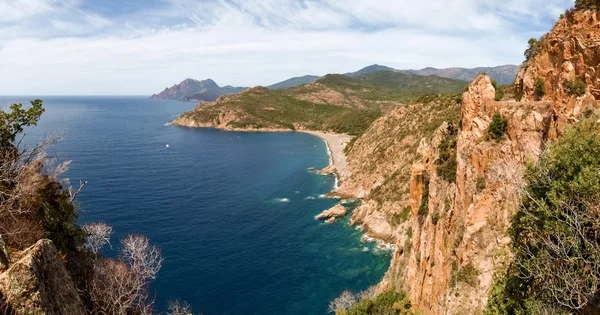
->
[345, 64, 397, 77]
[150, 78, 246, 102]
[403, 65, 519, 85]
[267, 75, 321, 90]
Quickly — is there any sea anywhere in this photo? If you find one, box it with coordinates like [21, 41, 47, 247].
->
[1, 96, 390, 315]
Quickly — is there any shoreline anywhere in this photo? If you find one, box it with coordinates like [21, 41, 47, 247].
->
[298, 130, 352, 190]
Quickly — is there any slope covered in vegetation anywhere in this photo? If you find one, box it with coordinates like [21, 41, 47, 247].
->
[173, 71, 467, 136]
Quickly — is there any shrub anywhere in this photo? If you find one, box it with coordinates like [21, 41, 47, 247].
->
[418, 172, 430, 217]
[476, 175, 486, 192]
[431, 212, 440, 225]
[487, 113, 507, 141]
[450, 262, 480, 288]
[340, 290, 413, 315]
[388, 206, 411, 227]
[524, 38, 540, 61]
[489, 119, 600, 313]
[436, 123, 458, 183]
[491, 80, 504, 101]
[563, 78, 586, 96]
[575, 0, 600, 10]
[534, 78, 545, 99]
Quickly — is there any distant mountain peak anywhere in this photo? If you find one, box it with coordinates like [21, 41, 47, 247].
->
[150, 78, 246, 102]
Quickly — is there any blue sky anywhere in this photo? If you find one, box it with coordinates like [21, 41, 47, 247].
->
[0, 0, 573, 95]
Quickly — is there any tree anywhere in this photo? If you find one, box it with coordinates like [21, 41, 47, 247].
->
[0, 100, 45, 148]
[575, 0, 600, 10]
[90, 235, 163, 315]
[524, 38, 540, 61]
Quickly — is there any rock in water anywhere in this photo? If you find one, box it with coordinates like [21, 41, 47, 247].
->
[315, 204, 348, 222]
[0, 239, 85, 315]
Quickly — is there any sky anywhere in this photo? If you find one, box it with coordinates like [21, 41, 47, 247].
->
[0, 0, 574, 95]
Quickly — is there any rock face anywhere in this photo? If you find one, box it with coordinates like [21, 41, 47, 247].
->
[515, 10, 599, 134]
[0, 239, 85, 315]
[396, 75, 554, 314]
[315, 204, 348, 222]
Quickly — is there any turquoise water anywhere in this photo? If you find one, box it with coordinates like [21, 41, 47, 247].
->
[2, 96, 390, 314]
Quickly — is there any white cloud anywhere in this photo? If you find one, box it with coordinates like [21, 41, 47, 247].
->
[0, 0, 574, 95]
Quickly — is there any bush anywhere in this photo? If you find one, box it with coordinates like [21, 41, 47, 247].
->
[431, 212, 440, 225]
[491, 80, 504, 101]
[388, 206, 411, 227]
[338, 290, 413, 315]
[534, 78, 545, 99]
[418, 172, 430, 217]
[450, 262, 480, 288]
[575, 0, 600, 10]
[436, 123, 458, 182]
[563, 78, 586, 96]
[524, 38, 540, 61]
[487, 113, 508, 141]
[476, 175, 486, 192]
[489, 119, 600, 313]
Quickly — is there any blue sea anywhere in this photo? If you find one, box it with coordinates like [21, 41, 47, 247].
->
[2, 96, 390, 315]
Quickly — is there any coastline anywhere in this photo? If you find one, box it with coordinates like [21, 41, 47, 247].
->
[298, 130, 352, 189]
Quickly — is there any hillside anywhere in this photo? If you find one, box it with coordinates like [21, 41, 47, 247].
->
[404, 65, 519, 85]
[150, 78, 246, 102]
[173, 71, 467, 135]
[267, 75, 321, 90]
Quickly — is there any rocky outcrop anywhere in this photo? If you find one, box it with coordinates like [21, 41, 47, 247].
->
[396, 75, 554, 314]
[151, 78, 246, 102]
[0, 239, 85, 315]
[515, 10, 600, 135]
[315, 204, 348, 222]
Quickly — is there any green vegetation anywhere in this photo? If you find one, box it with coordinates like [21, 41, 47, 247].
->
[491, 80, 504, 101]
[486, 119, 600, 314]
[487, 113, 508, 141]
[524, 38, 541, 61]
[436, 123, 458, 183]
[182, 87, 380, 136]
[181, 71, 467, 137]
[563, 78, 586, 96]
[0, 100, 45, 148]
[450, 262, 480, 288]
[431, 211, 440, 225]
[418, 172, 430, 217]
[476, 175, 486, 192]
[333, 290, 413, 315]
[533, 78, 545, 99]
[388, 206, 411, 227]
[575, 0, 600, 10]
[354, 71, 467, 101]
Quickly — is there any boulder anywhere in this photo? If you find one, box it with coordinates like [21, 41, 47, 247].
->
[0, 239, 85, 315]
